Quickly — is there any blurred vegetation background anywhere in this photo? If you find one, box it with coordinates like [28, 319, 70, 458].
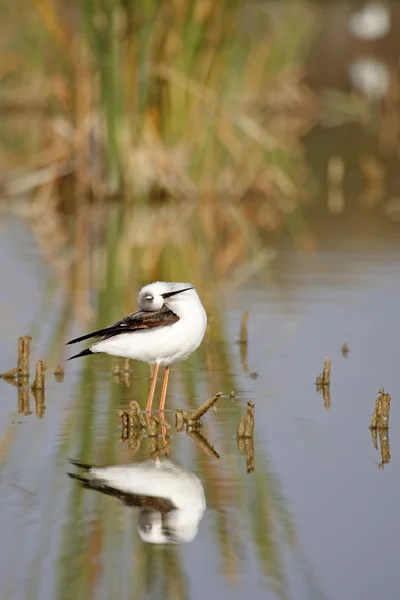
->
[0, 0, 324, 346]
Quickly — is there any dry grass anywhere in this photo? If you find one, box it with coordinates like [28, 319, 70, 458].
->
[1, 1, 317, 207]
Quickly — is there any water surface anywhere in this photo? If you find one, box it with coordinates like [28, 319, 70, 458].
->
[0, 213, 399, 600]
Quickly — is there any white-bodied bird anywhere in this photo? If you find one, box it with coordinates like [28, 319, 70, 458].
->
[67, 282, 207, 412]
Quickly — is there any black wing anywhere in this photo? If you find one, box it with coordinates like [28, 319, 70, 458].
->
[67, 472, 174, 511]
[66, 305, 179, 345]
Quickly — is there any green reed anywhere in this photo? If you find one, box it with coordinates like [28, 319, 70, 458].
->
[1, 0, 317, 214]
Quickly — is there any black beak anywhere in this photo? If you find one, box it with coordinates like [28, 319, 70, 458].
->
[161, 286, 194, 299]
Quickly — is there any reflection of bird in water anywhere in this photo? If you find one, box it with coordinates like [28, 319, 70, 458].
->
[67, 282, 207, 413]
[68, 458, 206, 544]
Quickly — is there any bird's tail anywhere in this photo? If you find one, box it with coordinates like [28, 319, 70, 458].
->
[68, 458, 92, 470]
[67, 348, 93, 360]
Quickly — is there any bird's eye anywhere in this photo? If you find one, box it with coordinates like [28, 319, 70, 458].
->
[145, 295, 153, 301]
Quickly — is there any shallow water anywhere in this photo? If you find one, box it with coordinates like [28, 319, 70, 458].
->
[1, 211, 400, 600]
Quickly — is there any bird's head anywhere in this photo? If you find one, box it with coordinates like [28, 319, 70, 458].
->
[138, 282, 195, 312]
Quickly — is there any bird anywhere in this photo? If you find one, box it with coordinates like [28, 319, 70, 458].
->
[66, 281, 207, 413]
[68, 458, 206, 544]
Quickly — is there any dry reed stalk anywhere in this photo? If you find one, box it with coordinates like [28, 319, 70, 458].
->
[17, 337, 24, 375]
[54, 364, 65, 382]
[237, 401, 255, 439]
[119, 401, 147, 431]
[18, 385, 30, 415]
[18, 335, 32, 378]
[32, 360, 45, 390]
[322, 385, 331, 411]
[322, 358, 331, 384]
[316, 357, 331, 388]
[377, 428, 391, 469]
[370, 388, 391, 430]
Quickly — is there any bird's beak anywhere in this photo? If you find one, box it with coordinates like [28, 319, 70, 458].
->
[161, 287, 194, 299]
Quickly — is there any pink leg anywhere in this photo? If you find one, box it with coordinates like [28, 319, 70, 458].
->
[159, 367, 170, 414]
[146, 363, 159, 413]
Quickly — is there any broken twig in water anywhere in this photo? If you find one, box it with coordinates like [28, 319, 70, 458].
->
[188, 392, 222, 421]
[175, 392, 222, 431]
